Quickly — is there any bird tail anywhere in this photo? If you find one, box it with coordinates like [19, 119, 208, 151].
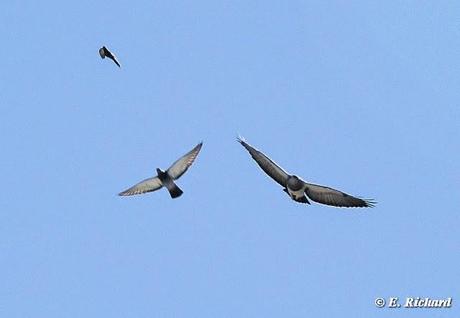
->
[167, 182, 183, 199]
[283, 188, 310, 204]
[295, 195, 310, 204]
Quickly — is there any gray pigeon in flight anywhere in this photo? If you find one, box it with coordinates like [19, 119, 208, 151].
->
[99, 46, 121, 67]
[238, 137, 375, 208]
[119, 142, 203, 198]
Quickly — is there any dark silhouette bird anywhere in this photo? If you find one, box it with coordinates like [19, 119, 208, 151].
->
[119, 142, 203, 198]
[99, 46, 121, 67]
[237, 137, 375, 208]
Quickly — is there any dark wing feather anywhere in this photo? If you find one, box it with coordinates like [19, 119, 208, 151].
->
[109, 55, 121, 67]
[167, 142, 203, 180]
[118, 177, 162, 196]
[304, 183, 375, 208]
[237, 137, 289, 187]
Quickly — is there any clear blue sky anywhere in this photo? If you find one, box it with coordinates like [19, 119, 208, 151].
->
[1, 1, 459, 317]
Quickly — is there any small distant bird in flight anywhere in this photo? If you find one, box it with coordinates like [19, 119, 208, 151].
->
[238, 137, 375, 208]
[99, 46, 121, 67]
[119, 142, 203, 198]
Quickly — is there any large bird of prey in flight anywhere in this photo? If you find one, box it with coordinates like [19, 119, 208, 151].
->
[119, 142, 203, 199]
[238, 137, 375, 208]
[99, 46, 121, 68]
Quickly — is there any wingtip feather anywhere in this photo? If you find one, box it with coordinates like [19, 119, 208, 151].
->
[363, 199, 377, 208]
[118, 190, 132, 196]
[193, 141, 203, 154]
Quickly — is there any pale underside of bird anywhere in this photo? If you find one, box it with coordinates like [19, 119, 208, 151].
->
[119, 142, 203, 198]
[99, 46, 121, 67]
[237, 137, 375, 208]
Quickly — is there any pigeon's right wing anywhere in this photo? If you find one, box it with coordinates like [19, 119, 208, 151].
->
[118, 177, 162, 196]
[167, 142, 203, 180]
[237, 137, 289, 187]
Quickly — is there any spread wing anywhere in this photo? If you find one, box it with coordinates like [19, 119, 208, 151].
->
[166, 142, 203, 180]
[118, 177, 162, 196]
[237, 137, 289, 187]
[304, 183, 375, 208]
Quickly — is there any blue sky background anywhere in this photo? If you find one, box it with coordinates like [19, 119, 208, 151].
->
[1, 1, 459, 317]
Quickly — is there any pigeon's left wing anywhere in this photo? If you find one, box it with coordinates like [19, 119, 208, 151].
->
[304, 183, 375, 208]
[167, 142, 203, 180]
[238, 137, 289, 187]
[118, 177, 163, 196]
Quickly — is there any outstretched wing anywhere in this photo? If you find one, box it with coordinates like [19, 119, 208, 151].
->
[237, 137, 289, 187]
[304, 183, 375, 208]
[167, 142, 203, 180]
[118, 177, 162, 196]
